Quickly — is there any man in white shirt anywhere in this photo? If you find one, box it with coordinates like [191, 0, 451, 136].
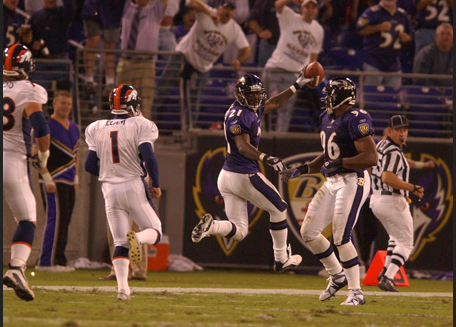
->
[175, 0, 251, 127]
[262, 0, 324, 132]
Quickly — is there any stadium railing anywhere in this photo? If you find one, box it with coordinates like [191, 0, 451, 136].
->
[70, 48, 452, 138]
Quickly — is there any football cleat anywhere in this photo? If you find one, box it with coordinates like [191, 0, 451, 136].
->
[191, 213, 213, 243]
[319, 271, 348, 301]
[340, 288, 366, 306]
[273, 244, 302, 273]
[116, 289, 131, 301]
[127, 230, 142, 265]
[378, 276, 398, 292]
[3, 264, 35, 301]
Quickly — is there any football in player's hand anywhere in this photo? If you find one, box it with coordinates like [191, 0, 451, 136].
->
[304, 61, 324, 88]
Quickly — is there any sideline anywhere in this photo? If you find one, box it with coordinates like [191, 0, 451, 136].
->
[4, 285, 453, 297]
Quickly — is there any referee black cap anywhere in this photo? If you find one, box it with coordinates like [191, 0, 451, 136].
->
[388, 115, 410, 128]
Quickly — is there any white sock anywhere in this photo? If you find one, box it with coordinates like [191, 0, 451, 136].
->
[269, 229, 288, 263]
[211, 220, 232, 236]
[105, 75, 115, 85]
[11, 244, 31, 268]
[112, 258, 130, 295]
[385, 265, 400, 280]
[306, 235, 342, 275]
[136, 228, 159, 245]
[345, 265, 361, 290]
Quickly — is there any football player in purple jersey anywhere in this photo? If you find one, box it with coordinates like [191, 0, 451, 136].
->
[356, 0, 414, 89]
[280, 77, 378, 305]
[191, 70, 313, 273]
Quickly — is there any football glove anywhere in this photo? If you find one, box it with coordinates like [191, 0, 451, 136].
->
[280, 168, 301, 183]
[265, 155, 285, 172]
[295, 65, 314, 88]
[323, 158, 343, 174]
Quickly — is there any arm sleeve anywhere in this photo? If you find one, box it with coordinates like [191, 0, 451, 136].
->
[138, 143, 160, 187]
[84, 150, 100, 176]
[29, 111, 50, 138]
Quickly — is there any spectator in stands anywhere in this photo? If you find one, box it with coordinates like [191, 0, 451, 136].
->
[174, 6, 195, 43]
[3, 0, 32, 49]
[247, 0, 280, 67]
[171, 0, 251, 127]
[414, 0, 453, 54]
[81, 0, 126, 96]
[116, 0, 167, 121]
[154, 0, 180, 120]
[222, 0, 257, 66]
[413, 22, 453, 87]
[356, 0, 414, 90]
[262, 0, 324, 132]
[30, 0, 75, 91]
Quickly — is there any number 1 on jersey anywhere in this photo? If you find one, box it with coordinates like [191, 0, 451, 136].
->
[110, 131, 120, 164]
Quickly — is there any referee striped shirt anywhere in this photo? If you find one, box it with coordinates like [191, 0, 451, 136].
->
[371, 137, 410, 197]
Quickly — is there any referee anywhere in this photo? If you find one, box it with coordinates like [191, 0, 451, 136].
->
[370, 115, 424, 292]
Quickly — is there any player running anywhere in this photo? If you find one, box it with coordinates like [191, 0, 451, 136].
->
[3, 44, 50, 301]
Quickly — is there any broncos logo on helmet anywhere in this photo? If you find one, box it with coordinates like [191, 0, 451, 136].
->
[109, 84, 141, 116]
[235, 74, 266, 111]
[322, 77, 356, 115]
[3, 44, 35, 79]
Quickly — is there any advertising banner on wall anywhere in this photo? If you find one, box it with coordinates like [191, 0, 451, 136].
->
[184, 133, 453, 271]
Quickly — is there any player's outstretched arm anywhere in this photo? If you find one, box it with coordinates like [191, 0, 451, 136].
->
[263, 66, 314, 115]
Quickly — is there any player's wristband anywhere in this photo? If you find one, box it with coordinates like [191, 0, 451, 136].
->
[38, 150, 50, 168]
[42, 172, 53, 184]
[289, 82, 300, 94]
[259, 153, 268, 161]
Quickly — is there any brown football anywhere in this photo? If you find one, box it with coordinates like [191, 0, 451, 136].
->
[304, 61, 324, 88]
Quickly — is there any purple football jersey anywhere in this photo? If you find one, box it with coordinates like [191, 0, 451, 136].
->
[319, 108, 374, 177]
[356, 5, 414, 71]
[414, 0, 453, 29]
[222, 101, 264, 174]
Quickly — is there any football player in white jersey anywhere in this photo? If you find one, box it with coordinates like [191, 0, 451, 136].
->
[84, 84, 163, 301]
[3, 44, 50, 302]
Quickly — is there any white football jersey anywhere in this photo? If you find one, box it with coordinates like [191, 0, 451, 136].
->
[85, 116, 159, 183]
[3, 80, 48, 155]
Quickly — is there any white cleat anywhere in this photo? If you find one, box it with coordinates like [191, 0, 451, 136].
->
[273, 244, 302, 273]
[319, 271, 348, 301]
[3, 265, 35, 301]
[340, 289, 366, 306]
[116, 289, 131, 301]
[191, 214, 213, 243]
[127, 230, 141, 265]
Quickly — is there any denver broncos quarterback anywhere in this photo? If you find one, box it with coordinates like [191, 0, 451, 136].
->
[191, 69, 313, 273]
[3, 44, 50, 302]
[280, 77, 378, 305]
[84, 84, 163, 301]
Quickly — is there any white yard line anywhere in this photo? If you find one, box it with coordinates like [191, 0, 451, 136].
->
[3, 285, 453, 297]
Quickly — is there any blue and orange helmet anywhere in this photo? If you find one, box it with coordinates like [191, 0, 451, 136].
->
[109, 84, 141, 116]
[3, 44, 34, 78]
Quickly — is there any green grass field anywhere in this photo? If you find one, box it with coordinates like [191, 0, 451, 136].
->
[3, 267, 453, 327]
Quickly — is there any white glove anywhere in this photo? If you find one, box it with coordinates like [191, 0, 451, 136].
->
[295, 65, 314, 88]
